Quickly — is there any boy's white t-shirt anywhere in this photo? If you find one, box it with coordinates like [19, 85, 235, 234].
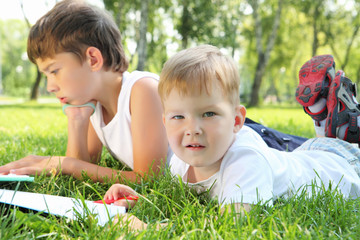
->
[170, 126, 360, 206]
[90, 71, 172, 169]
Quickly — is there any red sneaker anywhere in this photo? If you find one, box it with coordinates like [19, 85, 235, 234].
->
[325, 70, 360, 142]
[296, 55, 335, 121]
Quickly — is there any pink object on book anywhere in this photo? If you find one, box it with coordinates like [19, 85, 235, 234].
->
[94, 196, 139, 204]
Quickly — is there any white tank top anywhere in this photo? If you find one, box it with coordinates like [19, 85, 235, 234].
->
[90, 71, 171, 169]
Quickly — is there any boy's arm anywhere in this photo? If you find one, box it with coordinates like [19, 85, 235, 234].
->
[0, 155, 143, 183]
[62, 157, 142, 182]
[65, 77, 168, 179]
[87, 121, 103, 162]
[129, 78, 169, 177]
[0, 78, 167, 182]
[65, 105, 103, 163]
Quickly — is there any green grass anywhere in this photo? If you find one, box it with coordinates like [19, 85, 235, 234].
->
[0, 102, 360, 239]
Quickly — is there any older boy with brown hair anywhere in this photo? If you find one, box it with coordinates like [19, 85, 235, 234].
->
[0, 0, 170, 182]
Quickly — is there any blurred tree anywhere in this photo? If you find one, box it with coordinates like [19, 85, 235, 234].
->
[174, 0, 218, 49]
[247, 0, 283, 107]
[20, 0, 43, 100]
[103, 0, 137, 65]
[296, 0, 328, 56]
[325, 1, 360, 71]
[137, 0, 149, 70]
[262, 2, 312, 104]
[104, 0, 171, 73]
[210, 0, 245, 57]
[3, 0, 360, 106]
[0, 20, 36, 96]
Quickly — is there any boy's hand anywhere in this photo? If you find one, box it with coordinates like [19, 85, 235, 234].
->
[62, 101, 97, 121]
[0, 155, 61, 176]
[104, 184, 139, 209]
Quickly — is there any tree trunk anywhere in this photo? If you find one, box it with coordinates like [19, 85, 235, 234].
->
[180, 0, 190, 49]
[311, 2, 321, 56]
[341, 24, 359, 70]
[312, 16, 318, 56]
[248, 0, 282, 107]
[20, 0, 42, 100]
[30, 67, 42, 100]
[327, 23, 359, 71]
[249, 54, 266, 106]
[136, 0, 149, 71]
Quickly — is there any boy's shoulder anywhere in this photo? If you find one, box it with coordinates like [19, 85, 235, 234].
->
[120, 71, 160, 96]
[126, 71, 159, 82]
[232, 125, 269, 151]
[218, 126, 272, 168]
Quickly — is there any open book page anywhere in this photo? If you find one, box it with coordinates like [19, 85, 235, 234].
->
[0, 189, 126, 226]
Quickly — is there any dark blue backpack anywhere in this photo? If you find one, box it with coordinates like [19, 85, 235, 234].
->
[244, 118, 307, 152]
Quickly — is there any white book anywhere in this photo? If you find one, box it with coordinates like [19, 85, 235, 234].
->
[0, 189, 126, 226]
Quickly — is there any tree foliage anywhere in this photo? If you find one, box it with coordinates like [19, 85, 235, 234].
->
[2, 0, 360, 106]
[0, 20, 39, 96]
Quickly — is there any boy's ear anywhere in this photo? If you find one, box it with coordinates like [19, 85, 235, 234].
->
[233, 105, 246, 133]
[85, 47, 103, 71]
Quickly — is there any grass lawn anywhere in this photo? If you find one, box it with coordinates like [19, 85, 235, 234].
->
[0, 102, 359, 239]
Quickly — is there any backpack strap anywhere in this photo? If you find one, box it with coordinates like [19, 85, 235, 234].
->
[244, 118, 307, 152]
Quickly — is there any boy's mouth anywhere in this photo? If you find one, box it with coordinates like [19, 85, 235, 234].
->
[186, 144, 205, 149]
[58, 97, 68, 104]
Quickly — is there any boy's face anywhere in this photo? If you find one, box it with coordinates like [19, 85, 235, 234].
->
[163, 86, 245, 180]
[37, 52, 100, 105]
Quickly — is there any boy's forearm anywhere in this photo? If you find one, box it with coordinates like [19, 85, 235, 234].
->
[61, 157, 141, 183]
[66, 119, 91, 162]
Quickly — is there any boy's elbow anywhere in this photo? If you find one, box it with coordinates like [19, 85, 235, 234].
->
[134, 161, 163, 179]
[133, 153, 167, 178]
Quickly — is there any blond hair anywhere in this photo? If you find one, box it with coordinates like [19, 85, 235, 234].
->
[158, 45, 240, 105]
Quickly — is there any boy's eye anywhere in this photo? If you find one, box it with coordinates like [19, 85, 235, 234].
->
[203, 112, 216, 117]
[50, 69, 59, 75]
[172, 115, 184, 120]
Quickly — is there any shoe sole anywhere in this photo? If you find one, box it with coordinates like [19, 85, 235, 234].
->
[296, 55, 335, 107]
[327, 74, 359, 139]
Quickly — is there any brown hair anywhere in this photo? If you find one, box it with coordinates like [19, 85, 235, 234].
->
[158, 45, 240, 105]
[27, 0, 128, 73]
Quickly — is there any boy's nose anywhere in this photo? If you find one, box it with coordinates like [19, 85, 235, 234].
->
[46, 78, 59, 93]
[185, 119, 202, 136]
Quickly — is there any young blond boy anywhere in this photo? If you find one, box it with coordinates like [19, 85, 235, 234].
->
[105, 45, 360, 228]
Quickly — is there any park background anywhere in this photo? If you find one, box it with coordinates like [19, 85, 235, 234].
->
[1, 0, 360, 239]
[1, 0, 359, 107]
